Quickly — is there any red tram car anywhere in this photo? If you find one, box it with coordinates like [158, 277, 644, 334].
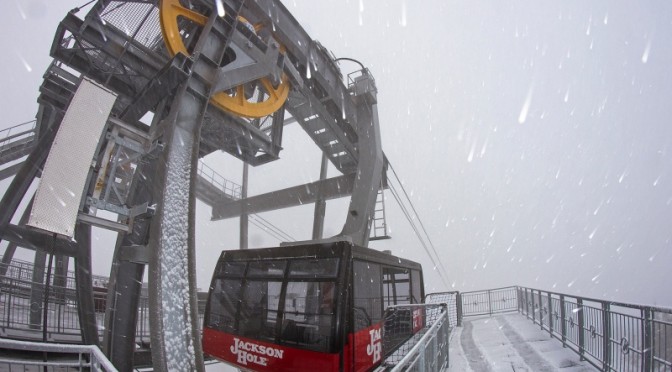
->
[202, 240, 425, 371]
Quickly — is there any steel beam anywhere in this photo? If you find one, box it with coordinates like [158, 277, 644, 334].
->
[0, 197, 33, 278]
[338, 71, 383, 247]
[212, 173, 356, 220]
[29, 251, 47, 329]
[312, 153, 329, 240]
[146, 5, 240, 370]
[104, 102, 163, 371]
[1, 225, 78, 257]
[103, 217, 148, 370]
[240, 163, 249, 249]
[74, 222, 99, 346]
[0, 162, 24, 182]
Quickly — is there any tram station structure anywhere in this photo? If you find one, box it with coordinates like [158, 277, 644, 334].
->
[0, 0, 389, 370]
[2, 1, 672, 372]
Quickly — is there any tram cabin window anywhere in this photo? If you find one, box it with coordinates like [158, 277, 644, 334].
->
[205, 255, 340, 353]
[353, 260, 382, 331]
[383, 267, 411, 307]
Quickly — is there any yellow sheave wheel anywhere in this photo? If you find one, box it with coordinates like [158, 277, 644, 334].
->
[159, 0, 290, 118]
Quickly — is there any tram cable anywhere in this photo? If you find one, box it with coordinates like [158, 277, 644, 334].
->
[386, 162, 451, 288]
[248, 214, 296, 242]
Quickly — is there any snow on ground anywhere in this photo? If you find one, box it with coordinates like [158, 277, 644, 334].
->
[449, 313, 596, 372]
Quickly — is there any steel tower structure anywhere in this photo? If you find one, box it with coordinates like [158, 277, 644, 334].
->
[0, 1, 385, 370]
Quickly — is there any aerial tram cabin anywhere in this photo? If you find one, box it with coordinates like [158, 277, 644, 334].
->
[203, 240, 425, 371]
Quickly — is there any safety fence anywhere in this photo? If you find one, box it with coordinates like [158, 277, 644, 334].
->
[0, 258, 110, 340]
[381, 303, 450, 371]
[518, 286, 672, 372]
[0, 257, 205, 344]
[427, 286, 672, 372]
[425, 291, 461, 327]
[0, 120, 36, 160]
[197, 160, 242, 200]
[0, 338, 118, 371]
[460, 286, 519, 317]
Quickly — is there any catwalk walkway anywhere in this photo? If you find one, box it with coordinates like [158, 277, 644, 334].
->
[448, 313, 597, 372]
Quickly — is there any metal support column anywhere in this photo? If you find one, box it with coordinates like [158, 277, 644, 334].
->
[578, 298, 585, 361]
[104, 217, 149, 370]
[0, 197, 34, 278]
[339, 71, 383, 247]
[103, 97, 164, 368]
[312, 153, 329, 240]
[147, 6, 237, 368]
[548, 292, 553, 336]
[147, 83, 207, 371]
[538, 289, 543, 330]
[74, 222, 99, 345]
[602, 302, 611, 370]
[240, 163, 249, 249]
[560, 294, 567, 347]
[53, 255, 68, 302]
[29, 251, 47, 329]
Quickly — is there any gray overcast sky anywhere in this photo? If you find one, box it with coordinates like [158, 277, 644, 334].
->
[1, 0, 671, 307]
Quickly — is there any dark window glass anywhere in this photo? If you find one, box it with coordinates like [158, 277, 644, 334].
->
[217, 261, 246, 277]
[353, 261, 382, 331]
[411, 270, 422, 303]
[247, 260, 286, 278]
[279, 281, 335, 352]
[207, 279, 241, 334]
[238, 280, 282, 341]
[383, 267, 411, 307]
[288, 258, 339, 278]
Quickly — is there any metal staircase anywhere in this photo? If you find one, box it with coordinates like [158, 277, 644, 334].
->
[370, 185, 391, 241]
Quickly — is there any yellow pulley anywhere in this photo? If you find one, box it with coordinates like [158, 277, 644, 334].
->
[159, 0, 290, 118]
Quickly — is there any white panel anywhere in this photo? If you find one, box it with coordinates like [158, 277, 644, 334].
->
[27, 78, 117, 238]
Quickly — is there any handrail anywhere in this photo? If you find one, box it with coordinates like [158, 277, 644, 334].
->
[388, 304, 448, 372]
[0, 338, 118, 371]
[517, 286, 672, 371]
[0, 120, 36, 139]
[0, 120, 37, 154]
[197, 160, 242, 200]
[517, 285, 672, 314]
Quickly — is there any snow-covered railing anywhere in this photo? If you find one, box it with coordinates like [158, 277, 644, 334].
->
[426, 287, 518, 327]
[0, 338, 118, 371]
[518, 286, 672, 372]
[461, 286, 519, 317]
[380, 303, 450, 371]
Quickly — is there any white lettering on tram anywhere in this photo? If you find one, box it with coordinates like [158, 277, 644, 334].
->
[366, 328, 382, 363]
[230, 338, 284, 367]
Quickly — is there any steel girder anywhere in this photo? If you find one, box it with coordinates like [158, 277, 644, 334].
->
[1, 1, 388, 370]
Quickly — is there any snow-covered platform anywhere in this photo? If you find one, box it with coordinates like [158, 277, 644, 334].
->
[448, 313, 597, 372]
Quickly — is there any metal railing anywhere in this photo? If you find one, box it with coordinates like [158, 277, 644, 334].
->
[425, 291, 461, 327]
[197, 160, 242, 200]
[0, 120, 36, 149]
[518, 286, 672, 372]
[460, 286, 519, 317]
[0, 338, 118, 371]
[428, 286, 672, 372]
[381, 303, 450, 371]
[0, 257, 204, 344]
[0, 120, 37, 164]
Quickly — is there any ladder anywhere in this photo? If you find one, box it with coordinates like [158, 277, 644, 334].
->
[370, 184, 391, 241]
